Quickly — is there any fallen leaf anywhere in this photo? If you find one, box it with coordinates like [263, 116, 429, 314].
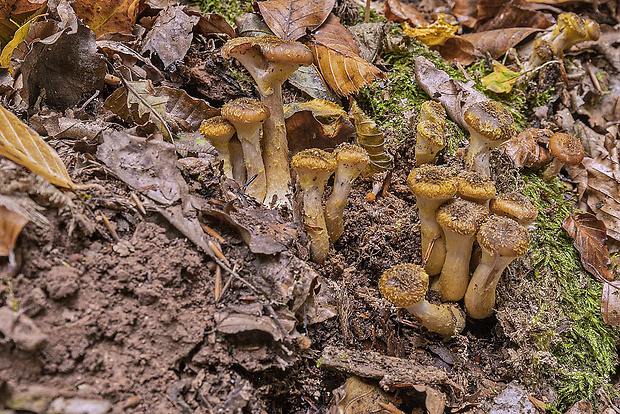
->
[97, 39, 164, 83]
[329, 376, 399, 414]
[461, 27, 540, 59]
[452, 0, 478, 27]
[481, 61, 521, 93]
[71, 0, 143, 36]
[562, 212, 614, 281]
[0, 205, 29, 256]
[476, 0, 554, 31]
[499, 128, 552, 168]
[214, 309, 297, 343]
[384, 0, 428, 26]
[287, 65, 334, 101]
[402, 14, 458, 47]
[350, 100, 394, 173]
[602, 281, 620, 327]
[0, 104, 76, 189]
[310, 14, 385, 96]
[11, 0, 46, 15]
[0, 19, 19, 49]
[188, 10, 236, 39]
[437, 36, 478, 65]
[0, 19, 30, 68]
[258, 0, 335, 41]
[284, 99, 355, 154]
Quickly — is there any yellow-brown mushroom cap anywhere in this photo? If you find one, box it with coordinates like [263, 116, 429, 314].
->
[585, 19, 600, 41]
[291, 148, 336, 174]
[379, 263, 429, 307]
[489, 192, 538, 225]
[221, 98, 270, 124]
[456, 170, 496, 203]
[463, 101, 516, 142]
[417, 121, 446, 148]
[555, 12, 587, 39]
[407, 165, 456, 200]
[548, 132, 584, 165]
[199, 116, 236, 145]
[222, 35, 314, 65]
[437, 198, 488, 236]
[420, 101, 446, 125]
[477, 215, 529, 257]
[333, 143, 370, 167]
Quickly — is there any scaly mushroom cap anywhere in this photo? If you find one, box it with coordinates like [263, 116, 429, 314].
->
[407, 165, 456, 200]
[548, 132, 584, 165]
[477, 215, 529, 258]
[489, 192, 538, 225]
[199, 116, 236, 148]
[420, 101, 446, 125]
[222, 35, 314, 66]
[464, 101, 516, 143]
[553, 12, 588, 40]
[333, 143, 370, 168]
[456, 170, 496, 203]
[379, 263, 429, 307]
[585, 19, 601, 41]
[437, 198, 488, 236]
[221, 98, 270, 125]
[291, 148, 336, 179]
[417, 121, 446, 148]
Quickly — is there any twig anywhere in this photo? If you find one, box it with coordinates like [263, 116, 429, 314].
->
[208, 240, 231, 267]
[100, 213, 119, 241]
[586, 61, 602, 92]
[130, 192, 146, 215]
[214, 265, 222, 301]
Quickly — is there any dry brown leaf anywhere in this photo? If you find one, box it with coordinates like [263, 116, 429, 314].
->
[461, 27, 540, 58]
[476, 0, 554, 31]
[258, 0, 335, 41]
[311, 14, 385, 96]
[0, 103, 75, 189]
[499, 128, 552, 168]
[329, 376, 400, 414]
[188, 10, 236, 39]
[602, 281, 620, 326]
[384, 0, 428, 27]
[0, 205, 29, 256]
[562, 212, 614, 282]
[11, 0, 46, 15]
[71, 0, 143, 36]
[437, 36, 477, 65]
[452, 0, 478, 27]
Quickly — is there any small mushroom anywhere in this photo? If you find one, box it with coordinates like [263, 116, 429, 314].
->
[221, 98, 270, 202]
[436, 199, 488, 302]
[222, 36, 314, 208]
[407, 165, 457, 276]
[324, 144, 370, 243]
[455, 170, 496, 205]
[415, 120, 446, 165]
[549, 13, 600, 58]
[379, 263, 466, 338]
[489, 192, 538, 228]
[291, 149, 336, 263]
[199, 116, 236, 179]
[543, 132, 584, 181]
[463, 101, 516, 178]
[464, 215, 529, 319]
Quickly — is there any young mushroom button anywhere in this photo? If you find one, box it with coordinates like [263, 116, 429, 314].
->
[379, 263, 466, 338]
[543, 132, 584, 181]
[199, 116, 236, 180]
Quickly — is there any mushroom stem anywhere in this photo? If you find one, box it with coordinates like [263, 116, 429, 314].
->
[466, 133, 494, 177]
[418, 199, 446, 276]
[464, 251, 514, 319]
[438, 232, 476, 302]
[542, 158, 564, 180]
[406, 300, 466, 339]
[229, 137, 247, 185]
[236, 123, 267, 201]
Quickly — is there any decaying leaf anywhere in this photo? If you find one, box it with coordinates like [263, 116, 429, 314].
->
[71, 0, 142, 36]
[310, 14, 385, 96]
[437, 36, 478, 65]
[189, 10, 236, 39]
[499, 128, 552, 168]
[0, 18, 31, 68]
[402, 14, 458, 47]
[562, 212, 615, 282]
[476, 0, 554, 32]
[481, 61, 521, 93]
[258, 0, 335, 41]
[0, 19, 19, 50]
[602, 281, 620, 326]
[287, 65, 334, 101]
[461, 27, 540, 59]
[284, 99, 355, 154]
[214, 307, 297, 343]
[384, 0, 428, 27]
[329, 376, 399, 414]
[97, 39, 163, 83]
[0, 104, 76, 189]
[350, 101, 394, 173]
[452, 0, 477, 27]
[0, 205, 29, 256]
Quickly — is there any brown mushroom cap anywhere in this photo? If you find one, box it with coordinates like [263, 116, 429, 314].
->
[333, 143, 370, 167]
[379, 263, 429, 307]
[221, 35, 314, 66]
[199, 116, 236, 146]
[407, 165, 456, 200]
[555, 12, 587, 39]
[437, 198, 488, 236]
[477, 215, 529, 257]
[489, 192, 538, 225]
[534, 38, 554, 62]
[221, 98, 270, 125]
[548, 132, 584, 165]
[463, 101, 515, 142]
[420, 101, 446, 125]
[417, 121, 446, 148]
[456, 170, 496, 203]
[291, 148, 336, 175]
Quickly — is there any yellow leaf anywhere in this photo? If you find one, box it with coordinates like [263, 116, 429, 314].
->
[481, 61, 521, 94]
[0, 103, 76, 188]
[71, 0, 142, 36]
[402, 14, 458, 47]
[0, 20, 30, 68]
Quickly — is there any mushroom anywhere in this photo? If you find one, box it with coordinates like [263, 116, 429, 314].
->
[379, 263, 466, 338]
[419, 100, 446, 125]
[221, 36, 314, 208]
[542, 132, 584, 181]
[549, 13, 600, 58]
[199, 116, 237, 180]
[463, 101, 516, 178]
[291, 149, 336, 263]
[221, 98, 270, 202]
[455, 170, 496, 205]
[407, 165, 457, 276]
[489, 192, 538, 228]
[325, 144, 370, 243]
[436, 199, 488, 302]
[464, 215, 529, 319]
[415, 120, 446, 165]
[228, 137, 247, 185]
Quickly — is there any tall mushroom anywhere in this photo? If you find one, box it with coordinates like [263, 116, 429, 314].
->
[221, 36, 314, 208]
[464, 215, 529, 319]
[542, 132, 584, 181]
[199, 116, 237, 180]
[291, 149, 336, 263]
[379, 263, 466, 338]
[221, 98, 270, 202]
[415, 121, 446, 165]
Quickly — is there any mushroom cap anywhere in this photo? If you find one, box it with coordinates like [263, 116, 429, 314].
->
[221, 98, 270, 124]
[548, 132, 584, 165]
[456, 170, 496, 203]
[463, 101, 515, 142]
[407, 165, 456, 200]
[333, 143, 370, 167]
[417, 121, 446, 148]
[585, 19, 600, 41]
[489, 192, 538, 225]
[437, 198, 488, 236]
[477, 215, 529, 257]
[291, 148, 336, 175]
[199, 116, 236, 146]
[420, 101, 446, 125]
[379, 263, 429, 307]
[555, 12, 588, 39]
[534, 38, 554, 61]
[222, 35, 314, 66]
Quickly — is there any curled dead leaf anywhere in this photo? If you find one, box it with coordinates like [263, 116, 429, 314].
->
[71, 0, 143, 36]
[499, 128, 552, 168]
[384, 0, 428, 27]
[0, 206, 29, 256]
[258, 0, 335, 41]
[461, 27, 540, 59]
[402, 14, 458, 47]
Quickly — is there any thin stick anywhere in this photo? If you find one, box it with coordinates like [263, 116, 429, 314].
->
[421, 236, 439, 268]
[101, 213, 119, 241]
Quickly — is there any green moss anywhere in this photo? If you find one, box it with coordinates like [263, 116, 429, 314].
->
[191, 0, 251, 24]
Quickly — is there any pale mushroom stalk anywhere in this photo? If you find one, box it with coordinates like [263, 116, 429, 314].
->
[199, 116, 236, 180]
[405, 300, 466, 338]
[415, 120, 446, 165]
[417, 198, 447, 273]
[229, 137, 247, 185]
[260, 83, 289, 205]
